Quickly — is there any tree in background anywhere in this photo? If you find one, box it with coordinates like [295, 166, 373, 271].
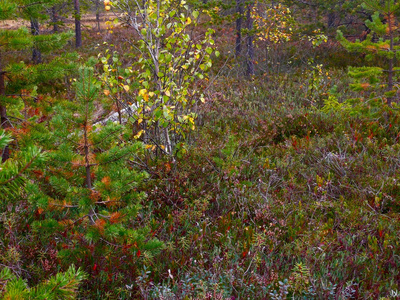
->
[74, 0, 82, 47]
[285, 0, 363, 32]
[251, 1, 295, 73]
[337, 0, 400, 106]
[17, 0, 68, 64]
[234, 0, 254, 76]
[245, 0, 255, 77]
[236, 0, 244, 56]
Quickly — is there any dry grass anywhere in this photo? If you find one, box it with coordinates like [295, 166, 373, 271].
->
[0, 13, 114, 31]
[0, 19, 29, 30]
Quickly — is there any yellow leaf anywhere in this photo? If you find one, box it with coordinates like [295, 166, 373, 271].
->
[105, 5, 111, 11]
[138, 118, 143, 125]
[123, 85, 130, 92]
[104, 90, 110, 96]
[165, 90, 171, 97]
[149, 91, 155, 97]
[134, 130, 144, 139]
[186, 17, 192, 25]
[145, 144, 153, 149]
[139, 89, 147, 96]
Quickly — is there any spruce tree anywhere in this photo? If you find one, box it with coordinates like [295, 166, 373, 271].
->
[337, 0, 400, 105]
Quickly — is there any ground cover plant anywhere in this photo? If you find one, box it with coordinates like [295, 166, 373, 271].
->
[1, 0, 400, 299]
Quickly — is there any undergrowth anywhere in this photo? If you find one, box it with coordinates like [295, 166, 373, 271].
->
[131, 70, 400, 299]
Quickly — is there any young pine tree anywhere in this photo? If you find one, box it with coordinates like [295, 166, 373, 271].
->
[28, 66, 163, 267]
[0, 0, 74, 162]
[337, 0, 400, 106]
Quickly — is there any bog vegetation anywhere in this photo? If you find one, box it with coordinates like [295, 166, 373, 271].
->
[1, 0, 400, 299]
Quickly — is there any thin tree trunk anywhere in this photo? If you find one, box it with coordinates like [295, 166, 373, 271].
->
[327, 12, 336, 28]
[31, 19, 42, 64]
[235, 0, 244, 57]
[116, 98, 122, 124]
[164, 128, 171, 155]
[0, 55, 10, 162]
[74, 0, 82, 48]
[388, 41, 394, 106]
[96, 0, 101, 31]
[52, 6, 59, 33]
[246, 2, 254, 77]
[83, 123, 92, 189]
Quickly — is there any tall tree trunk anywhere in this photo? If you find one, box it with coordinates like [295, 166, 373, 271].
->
[327, 12, 336, 28]
[235, 0, 244, 57]
[52, 6, 59, 33]
[95, 0, 101, 31]
[31, 19, 42, 64]
[74, 0, 82, 48]
[246, 2, 254, 77]
[0, 55, 10, 162]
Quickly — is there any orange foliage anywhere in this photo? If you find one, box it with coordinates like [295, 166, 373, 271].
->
[101, 176, 111, 188]
[90, 190, 101, 202]
[94, 218, 107, 234]
[109, 212, 122, 224]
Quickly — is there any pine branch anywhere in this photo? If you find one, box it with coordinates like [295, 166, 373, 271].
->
[0, 151, 40, 185]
